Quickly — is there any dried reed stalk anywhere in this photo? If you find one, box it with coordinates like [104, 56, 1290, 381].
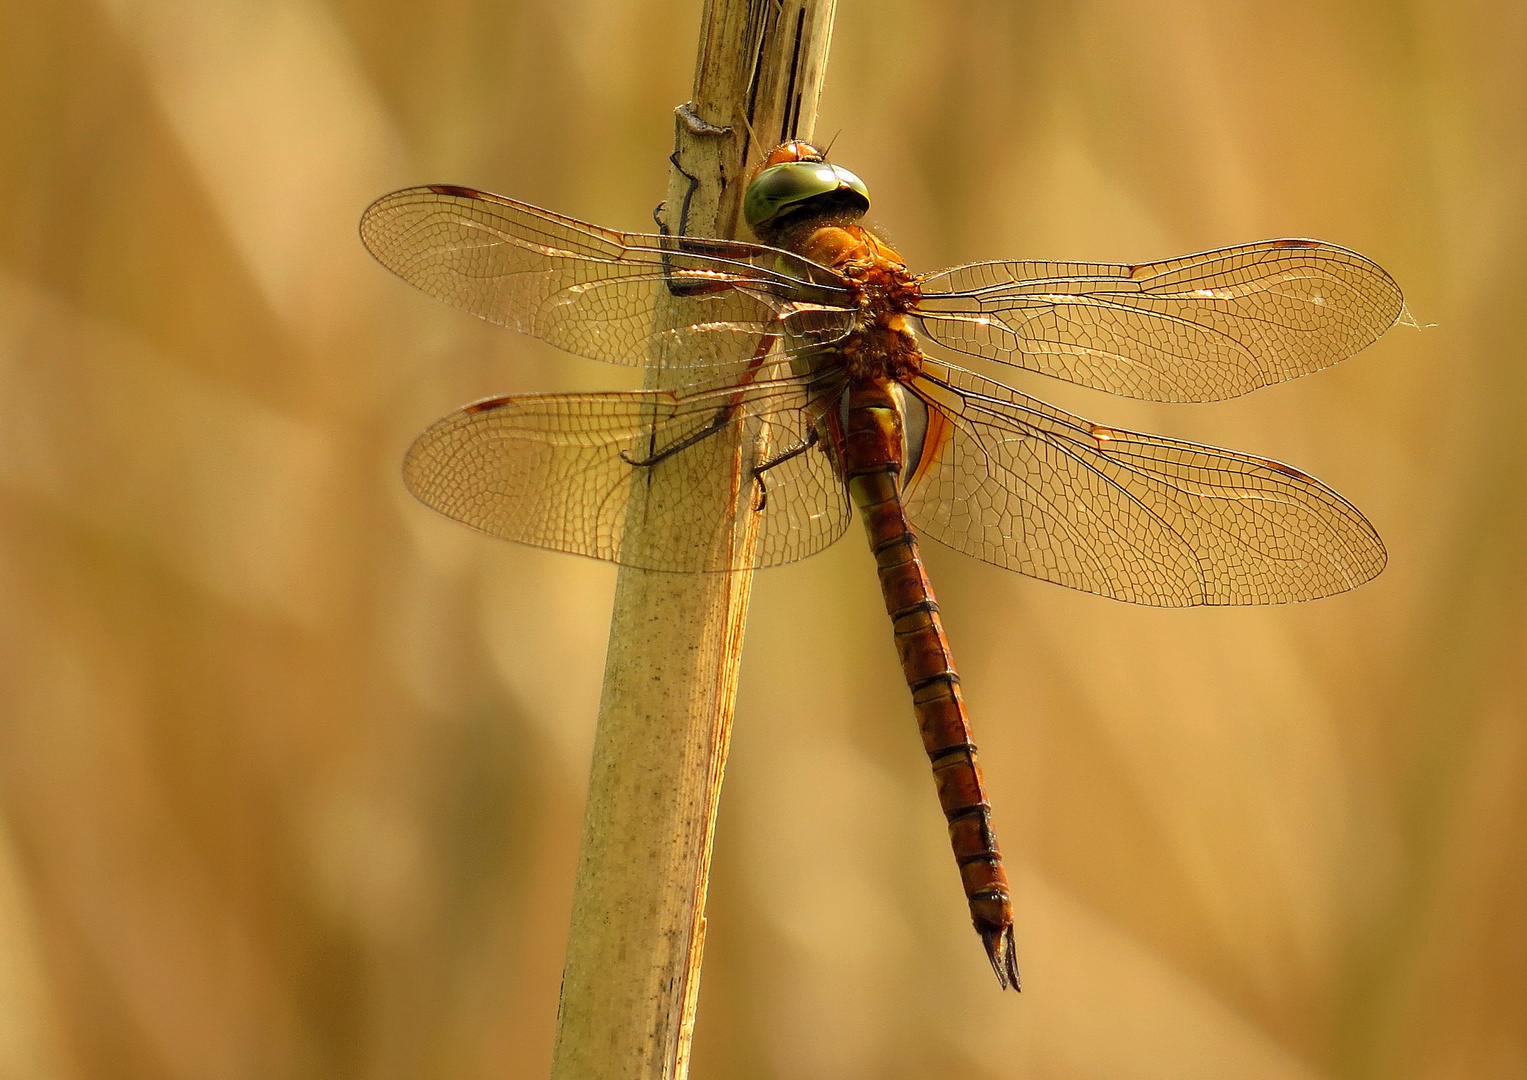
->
[548, 3, 836, 1079]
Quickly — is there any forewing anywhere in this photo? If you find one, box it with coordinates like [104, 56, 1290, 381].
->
[915, 240, 1403, 402]
[903, 365, 1385, 605]
[361, 185, 855, 371]
[403, 378, 851, 572]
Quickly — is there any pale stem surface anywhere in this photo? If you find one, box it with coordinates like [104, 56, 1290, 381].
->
[549, 3, 837, 1080]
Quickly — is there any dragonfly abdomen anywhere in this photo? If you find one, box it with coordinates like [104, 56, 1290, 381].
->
[840, 381, 1021, 990]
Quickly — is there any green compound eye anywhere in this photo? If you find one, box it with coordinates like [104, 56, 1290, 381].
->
[743, 161, 871, 229]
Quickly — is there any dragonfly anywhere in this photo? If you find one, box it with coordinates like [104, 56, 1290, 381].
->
[361, 141, 1403, 990]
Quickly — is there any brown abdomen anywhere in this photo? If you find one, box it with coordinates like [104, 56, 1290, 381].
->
[839, 380, 1020, 990]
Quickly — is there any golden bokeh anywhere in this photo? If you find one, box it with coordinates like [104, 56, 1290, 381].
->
[1, 1, 1521, 1078]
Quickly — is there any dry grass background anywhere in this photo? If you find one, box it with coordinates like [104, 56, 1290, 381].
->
[0, 1, 1523, 1078]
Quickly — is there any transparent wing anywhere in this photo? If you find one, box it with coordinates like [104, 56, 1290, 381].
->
[903, 364, 1385, 605]
[914, 240, 1403, 402]
[361, 185, 856, 371]
[403, 376, 851, 572]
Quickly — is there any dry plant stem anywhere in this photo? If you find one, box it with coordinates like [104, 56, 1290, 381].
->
[548, 3, 836, 1080]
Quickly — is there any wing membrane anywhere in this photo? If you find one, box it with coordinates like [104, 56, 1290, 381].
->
[361, 185, 855, 371]
[915, 240, 1403, 402]
[403, 377, 851, 572]
[903, 364, 1384, 605]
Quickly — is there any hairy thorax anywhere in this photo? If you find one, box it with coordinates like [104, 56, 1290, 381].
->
[791, 223, 925, 382]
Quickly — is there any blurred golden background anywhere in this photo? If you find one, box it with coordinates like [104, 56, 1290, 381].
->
[1, 1, 1522, 1077]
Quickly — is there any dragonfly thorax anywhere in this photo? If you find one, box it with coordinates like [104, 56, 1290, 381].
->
[792, 223, 926, 381]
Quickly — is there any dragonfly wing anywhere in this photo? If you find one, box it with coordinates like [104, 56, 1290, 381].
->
[915, 240, 1403, 402]
[903, 365, 1385, 606]
[403, 377, 851, 572]
[361, 185, 855, 371]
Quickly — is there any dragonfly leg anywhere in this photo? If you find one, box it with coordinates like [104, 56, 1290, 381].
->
[663, 105, 732, 238]
[653, 146, 754, 300]
[751, 427, 821, 511]
[652, 151, 717, 299]
[620, 403, 737, 469]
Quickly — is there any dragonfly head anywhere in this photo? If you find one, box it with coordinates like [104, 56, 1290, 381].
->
[744, 142, 871, 238]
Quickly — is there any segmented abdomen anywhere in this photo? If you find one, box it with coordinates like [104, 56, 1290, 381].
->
[837, 379, 1020, 990]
